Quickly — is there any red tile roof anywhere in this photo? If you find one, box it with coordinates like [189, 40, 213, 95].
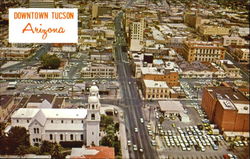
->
[71, 146, 115, 159]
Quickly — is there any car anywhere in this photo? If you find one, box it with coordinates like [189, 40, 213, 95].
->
[151, 140, 156, 146]
[133, 145, 138, 151]
[127, 140, 131, 146]
[134, 128, 138, 133]
[201, 147, 205, 152]
[148, 130, 153, 136]
[139, 148, 143, 152]
[140, 118, 144, 123]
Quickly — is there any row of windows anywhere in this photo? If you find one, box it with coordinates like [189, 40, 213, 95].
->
[147, 94, 168, 99]
[147, 89, 168, 93]
[33, 138, 41, 143]
[49, 134, 84, 141]
[50, 120, 84, 124]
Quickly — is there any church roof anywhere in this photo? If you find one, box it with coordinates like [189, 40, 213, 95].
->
[12, 108, 87, 119]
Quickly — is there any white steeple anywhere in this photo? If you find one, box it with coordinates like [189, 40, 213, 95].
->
[85, 85, 100, 146]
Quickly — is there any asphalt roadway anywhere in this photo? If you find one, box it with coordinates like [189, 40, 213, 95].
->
[114, 11, 159, 159]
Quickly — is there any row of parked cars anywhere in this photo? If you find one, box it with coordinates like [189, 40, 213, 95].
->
[163, 126, 223, 152]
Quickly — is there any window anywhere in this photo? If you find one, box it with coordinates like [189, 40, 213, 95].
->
[81, 120, 84, 123]
[37, 128, 39, 134]
[92, 105, 95, 109]
[71, 120, 74, 123]
[70, 134, 74, 140]
[51, 120, 53, 123]
[61, 120, 64, 123]
[50, 134, 53, 140]
[92, 132, 94, 135]
[27, 120, 29, 123]
[34, 128, 36, 134]
[17, 120, 19, 123]
[81, 134, 83, 141]
[91, 114, 95, 120]
[60, 134, 63, 140]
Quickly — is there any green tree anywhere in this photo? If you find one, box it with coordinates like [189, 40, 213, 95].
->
[0, 123, 8, 155]
[41, 54, 61, 69]
[27, 146, 40, 155]
[100, 115, 114, 129]
[114, 122, 120, 132]
[51, 144, 64, 159]
[15, 145, 28, 157]
[7, 126, 30, 154]
[40, 140, 54, 154]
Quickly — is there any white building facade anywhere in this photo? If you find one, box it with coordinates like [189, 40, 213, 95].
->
[10, 86, 101, 146]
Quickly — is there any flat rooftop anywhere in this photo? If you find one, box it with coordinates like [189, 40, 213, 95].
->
[144, 80, 168, 88]
[158, 101, 184, 113]
[207, 86, 249, 103]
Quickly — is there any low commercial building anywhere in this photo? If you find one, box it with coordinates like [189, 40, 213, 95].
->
[183, 41, 226, 62]
[0, 47, 33, 60]
[199, 25, 230, 36]
[141, 66, 180, 87]
[39, 69, 62, 79]
[223, 35, 246, 46]
[158, 100, 184, 117]
[0, 70, 23, 79]
[232, 48, 249, 64]
[177, 61, 225, 79]
[216, 60, 241, 78]
[142, 80, 170, 100]
[81, 63, 117, 79]
[201, 87, 249, 134]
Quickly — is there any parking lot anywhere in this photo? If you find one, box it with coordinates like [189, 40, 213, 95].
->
[142, 100, 249, 159]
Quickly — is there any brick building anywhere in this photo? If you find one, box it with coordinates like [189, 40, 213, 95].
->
[183, 41, 225, 62]
[141, 67, 180, 87]
[201, 86, 249, 133]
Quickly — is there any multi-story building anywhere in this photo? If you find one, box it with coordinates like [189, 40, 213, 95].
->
[92, 4, 112, 19]
[183, 12, 201, 29]
[0, 47, 33, 60]
[223, 35, 246, 46]
[142, 80, 170, 100]
[141, 66, 180, 87]
[129, 19, 145, 51]
[9, 85, 101, 146]
[201, 87, 249, 134]
[216, 60, 241, 78]
[232, 48, 249, 64]
[199, 25, 230, 36]
[81, 63, 117, 79]
[29, 0, 55, 8]
[183, 41, 226, 62]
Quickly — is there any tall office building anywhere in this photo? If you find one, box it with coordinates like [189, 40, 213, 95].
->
[129, 19, 145, 51]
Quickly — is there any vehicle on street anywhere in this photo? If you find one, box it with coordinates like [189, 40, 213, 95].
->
[140, 118, 144, 123]
[133, 145, 138, 151]
[127, 140, 131, 146]
[134, 128, 138, 133]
